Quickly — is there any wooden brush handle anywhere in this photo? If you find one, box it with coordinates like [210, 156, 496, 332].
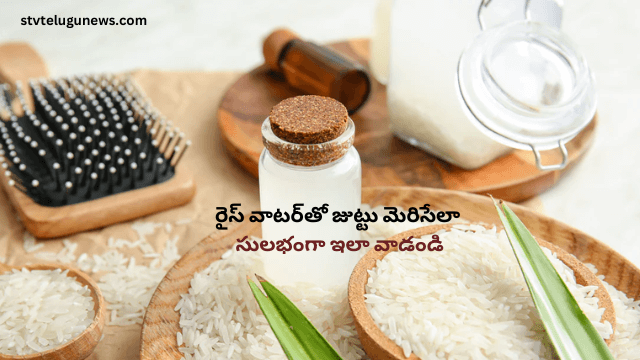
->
[0, 42, 49, 86]
[0, 43, 197, 239]
[0, 262, 12, 273]
[0, 42, 49, 114]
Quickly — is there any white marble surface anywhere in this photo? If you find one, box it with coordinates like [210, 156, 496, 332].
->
[1, 0, 639, 266]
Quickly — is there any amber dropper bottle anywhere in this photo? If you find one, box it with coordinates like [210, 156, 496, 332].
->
[263, 28, 372, 114]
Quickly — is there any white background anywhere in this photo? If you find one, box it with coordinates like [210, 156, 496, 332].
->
[1, 0, 639, 266]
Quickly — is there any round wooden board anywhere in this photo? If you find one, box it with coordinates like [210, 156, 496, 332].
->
[217, 39, 597, 203]
[140, 187, 639, 359]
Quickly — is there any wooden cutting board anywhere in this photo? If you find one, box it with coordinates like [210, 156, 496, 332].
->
[217, 39, 596, 203]
[139, 187, 639, 359]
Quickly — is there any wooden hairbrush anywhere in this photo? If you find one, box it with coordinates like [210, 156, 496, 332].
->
[0, 43, 195, 238]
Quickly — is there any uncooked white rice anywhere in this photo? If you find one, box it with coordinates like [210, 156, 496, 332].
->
[21, 220, 184, 327]
[175, 204, 449, 360]
[587, 263, 640, 359]
[76, 233, 181, 326]
[176, 205, 640, 360]
[365, 225, 637, 360]
[175, 250, 367, 360]
[131, 221, 166, 244]
[33, 239, 77, 263]
[176, 218, 193, 225]
[22, 232, 43, 253]
[0, 268, 95, 355]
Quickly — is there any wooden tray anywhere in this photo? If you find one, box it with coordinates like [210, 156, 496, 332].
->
[217, 39, 597, 203]
[139, 187, 639, 359]
[0, 43, 196, 238]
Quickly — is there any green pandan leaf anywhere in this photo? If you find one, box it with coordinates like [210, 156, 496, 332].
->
[248, 275, 344, 360]
[494, 198, 614, 360]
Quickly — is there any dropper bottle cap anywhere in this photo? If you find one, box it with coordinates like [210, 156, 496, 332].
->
[262, 29, 372, 114]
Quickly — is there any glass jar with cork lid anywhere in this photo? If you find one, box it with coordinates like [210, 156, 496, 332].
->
[259, 95, 362, 287]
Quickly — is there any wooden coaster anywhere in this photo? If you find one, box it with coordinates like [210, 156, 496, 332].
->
[140, 187, 640, 359]
[0, 43, 196, 239]
[218, 39, 597, 203]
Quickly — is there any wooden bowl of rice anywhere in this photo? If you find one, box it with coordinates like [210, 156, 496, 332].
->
[0, 264, 106, 360]
[348, 223, 617, 360]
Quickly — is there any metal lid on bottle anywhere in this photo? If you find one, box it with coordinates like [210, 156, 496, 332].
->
[457, 21, 596, 168]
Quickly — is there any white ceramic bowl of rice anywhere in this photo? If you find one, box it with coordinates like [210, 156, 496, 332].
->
[349, 223, 622, 360]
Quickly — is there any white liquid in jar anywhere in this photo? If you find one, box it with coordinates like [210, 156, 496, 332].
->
[387, 0, 514, 170]
[259, 147, 361, 287]
[370, 0, 393, 84]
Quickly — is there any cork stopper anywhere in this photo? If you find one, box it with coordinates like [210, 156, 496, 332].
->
[263, 28, 299, 71]
[262, 96, 355, 167]
[269, 96, 348, 144]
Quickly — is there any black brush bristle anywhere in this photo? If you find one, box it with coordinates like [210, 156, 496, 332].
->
[0, 74, 190, 207]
